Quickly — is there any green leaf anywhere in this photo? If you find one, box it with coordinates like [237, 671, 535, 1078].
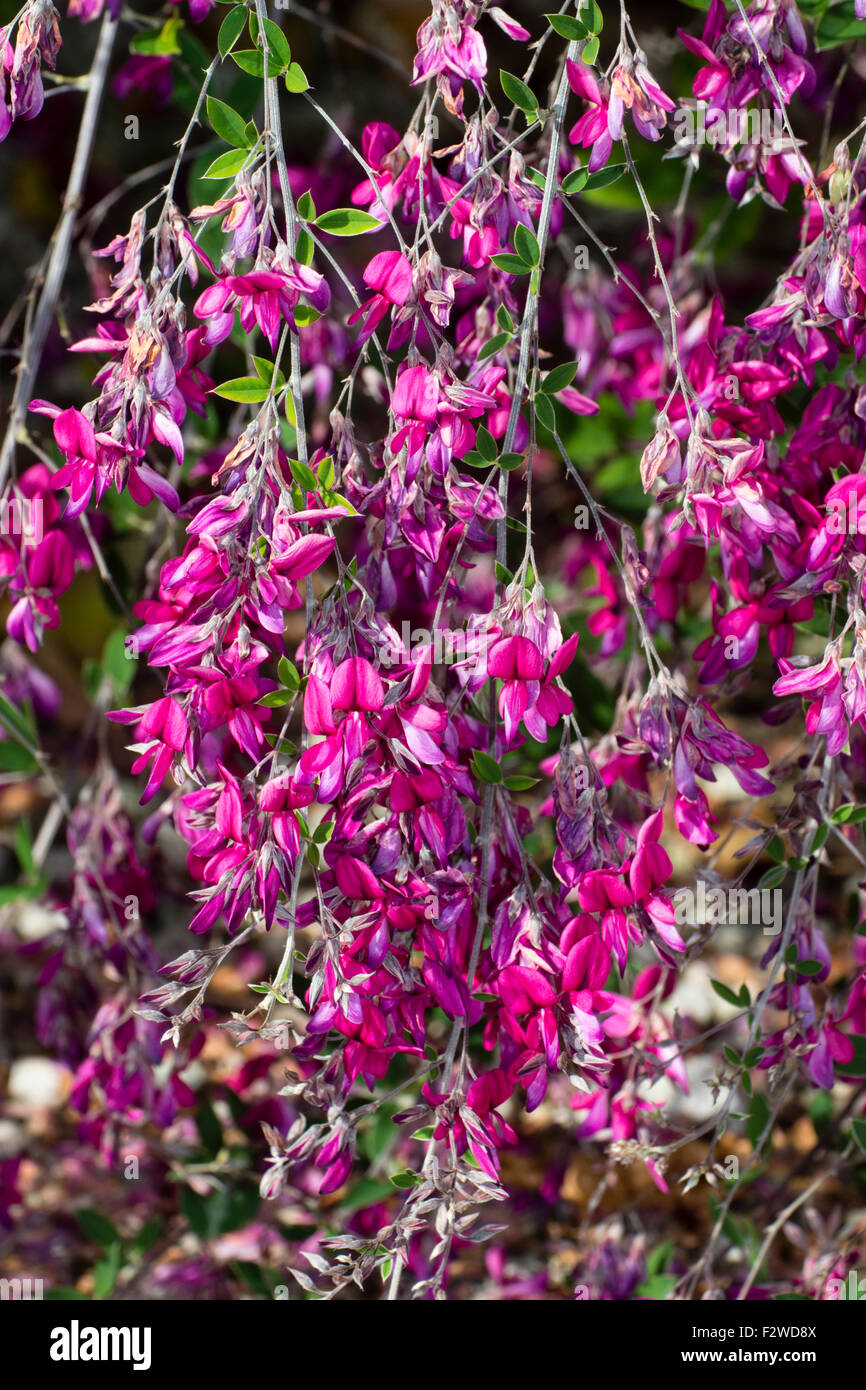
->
[765, 833, 786, 862]
[635, 1274, 677, 1299]
[0, 692, 35, 746]
[0, 740, 37, 772]
[793, 958, 823, 976]
[278, 657, 300, 691]
[212, 376, 269, 403]
[582, 35, 600, 64]
[231, 48, 284, 77]
[290, 459, 318, 491]
[711, 979, 741, 1008]
[533, 391, 557, 432]
[76, 1209, 120, 1249]
[578, 0, 603, 33]
[129, 15, 182, 56]
[294, 304, 322, 327]
[202, 148, 250, 180]
[758, 864, 787, 889]
[816, 2, 866, 48]
[545, 14, 588, 39]
[746, 1091, 770, 1149]
[314, 208, 382, 236]
[478, 331, 512, 362]
[256, 16, 291, 68]
[496, 304, 514, 333]
[218, 5, 247, 59]
[471, 750, 502, 784]
[500, 70, 538, 114]
[584, 162, 627, 190]
[562, 167, 588, 195]
[541, 361, 579, 394]
[514, 223, 540, 267]
[646, 1241, 673, 1276]
[499, 452, 525, 471]
[259, 690, 292, 707]
[297, 190, 316, 221]
[475, 426, 498, 462]
[489, 252, 532, 275]
[93, 1244, 122, 1300]
[389, 1170, 421, 1189]
[0, 883, 41, 905]
[295, 226, 315, 265]
[207, 96, 251, 149]
[503, 775, 539, 791]
[252, 356, 286, 390]
[285, 61, 309, 93]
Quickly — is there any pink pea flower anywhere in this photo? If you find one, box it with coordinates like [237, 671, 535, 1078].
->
[348, 250, 413, 345]
[108, 696, 189, 804]
[300, 657, 385, 802]
[487, 634, 544, 741]
[194, 258, 330, 351]
[30, 402, 179, 515]
[773, 647, 847, 756]
[390, 362, 441, 457]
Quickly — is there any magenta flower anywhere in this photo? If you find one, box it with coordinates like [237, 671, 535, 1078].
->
[30, 402, 179, 516]
[487, 634, 579, 742]
[107, 696, 189, 803]
[487, 634, 544, 740]
[774, 648, 848, 755]
[300, 657, 385, 801]
[567, 61, 615, 173]
[567, 57, 674, 172]
[577, 812, 683, 971]
[259, 772, 316, 860]
[194, 260, 330, 351]
[390, 362, 441, 456]
[347, 250, 413, 345]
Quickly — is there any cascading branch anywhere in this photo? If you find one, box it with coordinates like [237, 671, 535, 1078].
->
[5, 0, 866, 1300]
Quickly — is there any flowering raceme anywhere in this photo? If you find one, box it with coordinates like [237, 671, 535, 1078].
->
[5, 0, 866, 1308]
